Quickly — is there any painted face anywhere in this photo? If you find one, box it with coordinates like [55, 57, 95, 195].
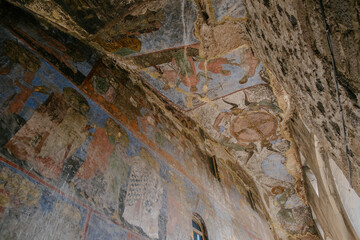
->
[63, 87, 90, 114]
[105, 118, 129, 147]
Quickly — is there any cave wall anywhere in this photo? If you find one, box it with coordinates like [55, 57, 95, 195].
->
[242, 0, 360, 194]
[0, 15, 274, 240]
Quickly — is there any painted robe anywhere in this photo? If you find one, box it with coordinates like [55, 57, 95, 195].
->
[75, 127, 114, 179]
[5, 92, 89, 179]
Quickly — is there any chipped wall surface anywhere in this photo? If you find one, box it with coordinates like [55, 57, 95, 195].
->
[240, 0, 360, 194]
[290, 115, 360, 240]
[0, 13, 274, 240]
[236, 0, 360, 239]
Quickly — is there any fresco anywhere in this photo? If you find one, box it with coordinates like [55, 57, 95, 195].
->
[126, 0, 199, 56]
[137, 105, 189, 165]
[123, 151, 163, 239]
[262, 153, 295, 183]
[0, 0, 327, 238]
[137, 45, 266, 110]
[192, 84, 284, 164]
[0, 24, 167, 239]
[0, 161, 87, 240]
[86, 214, 128, 240]
[190, 84, 316, 237]
[51, 0, 137, 34]
[53, 0, 199, 56]
[80, 61, 194, 165]
[272, 188, 315, 235]
[80, 61, 147, 123]
[166, 172, 193, 240]
[0, 18, 274, 240]
[91, 0, 246, 56]
[4, 20, 97, 85]
[209, 0, 247, 22]
[90, 3, 166, 56]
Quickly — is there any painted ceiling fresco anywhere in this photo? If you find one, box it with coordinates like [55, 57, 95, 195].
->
[210, 0, 247, 22]
[0, 0, 324, 239]
[0, 13, 273, 240]
[136, 45, 266, 110]
[6, 0, 265, 112]
[190, 84, 315, 236]
[118, 3, 316, 235]
[115, 0, 265, 111]
[87, 0, 199, 57]
[124, 0, 265, 111]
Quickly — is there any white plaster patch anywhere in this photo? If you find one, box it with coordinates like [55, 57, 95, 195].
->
[310, 207, 325, 239]
[305, 168, 319, 196]
[329, 158, 360, 238]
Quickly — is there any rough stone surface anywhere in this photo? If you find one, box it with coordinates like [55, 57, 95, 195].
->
[241, 0, 360, 195]
[238, 0, 360, 239]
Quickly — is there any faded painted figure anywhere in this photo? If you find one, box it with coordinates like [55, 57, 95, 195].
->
[0, 166, 84, 240]
[73, 118, 131, 212]
[237, 47, 260, 84]
[5, 88, 91, 179]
